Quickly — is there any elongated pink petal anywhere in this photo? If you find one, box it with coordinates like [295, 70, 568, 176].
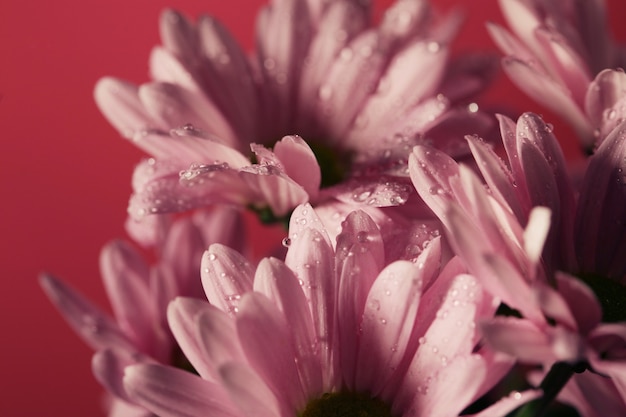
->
[585, 69, 626, 135]
[406, 354, 487, 417]
[94, 77, 159, 140]
[575, 122, 626, 278]
[355, 260, 423, 395]
[218, 362, 284, 417]
[39, 274, 133, 351]
[501, 56, 593, 145]
[196, 308, 247, 371]
[236, 293, 306, 410]
[408, 145, 460, 225]
[239, 167, 309, 216]
[297, 0, 368, 132]
[255, 0, 312, 137]
[481, 317, 558, 364]
[93, 348, 151, 403]
[320, 31, 389, 138]
[273, 135, 321, 199]
[100, 241, 156, 349]
[167, 297, 216, 380]
[253, 257, 323, 396]
[201, 244, 254, 314]
[124, 364, 238, 417]
[354, 39, 448, 133]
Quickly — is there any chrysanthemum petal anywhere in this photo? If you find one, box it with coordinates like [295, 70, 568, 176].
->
[273, 135, 321, 199]
[100, 241, 156, 349]
[355, 260, 424, 395]
[218, 362, 284, 417]
[124, 364, 238, 417]
[236, 293, 307, 410]
[201, 244, 254, 315]
[253, 257, 323, 396]
[39, 274, 133, 351]
[167, 297, 216, 379]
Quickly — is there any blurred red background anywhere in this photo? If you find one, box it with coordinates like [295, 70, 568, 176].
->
[1, 1, 625, 416]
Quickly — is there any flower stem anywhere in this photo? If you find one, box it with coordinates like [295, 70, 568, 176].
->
[511, 362, 582, 417]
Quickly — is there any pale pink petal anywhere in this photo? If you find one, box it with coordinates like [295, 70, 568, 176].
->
[523, 206, 551, 265]
[481, 317, 555, 364]
[94, 77, 159, 140]
[355, 260, 423, 395]
[501, 56, 594, 145]
[218, 362, 284, 417]
[100, 241, 157, 349]
[335, 212, 385, 387]
[405, 355, 488, 417]
[236, 293, 306, 410]
[196, 15, 258, 140]
[466, 134, 527, 221]
[124, 364, 238, 417]
[319, 31, 389, 138]
[399, 274, 488, 411]
[286, 203, 332, 247]
[408, 145, 460, 225]
[255, 0, 312, 137]
[92, 348, 151, 403]
[273, 135, 321, 199]
[585, 69, 626, 135]
[160, 217, 205, 297]
[353, 39, 448, 135]
[239, 164, 309, 216]
[297, 0, 367, 129]
[167, 297, 216, 380]
[486, 22, 535, 63]
[201, 244, 254, 315]
[253, 258, 323, 396]
[534, 26, 592, 106]
[331, 176, 412, 207]
[39, 274, 133, 351]
[196, 308, 248, 378]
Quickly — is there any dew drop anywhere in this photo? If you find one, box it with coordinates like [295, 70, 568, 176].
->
[282, 237, 292, 247]
[356, 231, 369, 243]
[467, 102, 479, 113]
[208, 253, 217, 261]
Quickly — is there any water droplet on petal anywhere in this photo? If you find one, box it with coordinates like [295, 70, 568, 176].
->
[208, 253, 217, 261]
[282, 237, 292, 247]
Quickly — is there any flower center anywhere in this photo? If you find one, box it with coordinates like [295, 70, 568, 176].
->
[306, 140, 352, 188]
[299, 391, 395, 417]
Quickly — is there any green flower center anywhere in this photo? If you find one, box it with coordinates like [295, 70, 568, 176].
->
[299, 391, 395, 417]
[307, 140, 351, 189]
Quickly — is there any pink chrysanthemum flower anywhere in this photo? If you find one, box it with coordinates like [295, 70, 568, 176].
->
[40, 208, 245, 417]
[96, 0, 495, 228]
[408, 113, 626, 414]
[120, 204, 538, 417]
[488, 0, 626, 148]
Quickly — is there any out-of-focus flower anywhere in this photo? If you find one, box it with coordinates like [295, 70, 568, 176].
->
[488, 0, 626, 148]
[122, 203, 537, 417]
[96, 0, 496, 227]
[408, 113, 626, 412]
[40, 207, 245, 416]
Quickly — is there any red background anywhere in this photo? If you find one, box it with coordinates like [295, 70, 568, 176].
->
[1, 1, 625, 416]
